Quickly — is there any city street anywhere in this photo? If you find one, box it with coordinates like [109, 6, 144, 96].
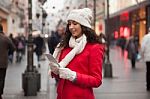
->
[94, 47, 150, 99]
[1, 0, 150, 99]
[3, 46, 50, 99]
[3, 45, 150, 99]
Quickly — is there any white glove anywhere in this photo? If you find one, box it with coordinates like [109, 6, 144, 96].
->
[59, 68, 76, 82]
[49, 62, 59, 75]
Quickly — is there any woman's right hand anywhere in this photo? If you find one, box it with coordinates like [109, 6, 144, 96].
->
[49, 62, 59, 75]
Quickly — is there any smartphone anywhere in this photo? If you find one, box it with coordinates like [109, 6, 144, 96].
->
[45, 53, 60, 67]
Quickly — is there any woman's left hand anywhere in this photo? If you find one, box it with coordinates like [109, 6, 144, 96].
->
[59, 68, 76, 81]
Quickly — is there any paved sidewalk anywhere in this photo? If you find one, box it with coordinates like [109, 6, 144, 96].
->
[94, 47, 150, 99]
[3, 50, 50, 99]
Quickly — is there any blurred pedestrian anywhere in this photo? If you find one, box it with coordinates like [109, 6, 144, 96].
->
[49, 8, 104, 99]
[141, 27, 150, 91]
[33, 32, 44, 67]
[47, 31, 60, 54]
[0, 24, 16, 99]
[8, 33, 16, 63]
[126, 36, 138, 68]
[48, 26, 65, 55]
[19, 34, 26, 56]
[57, 26, 65, 40]
[16, 35, 25, 63]
[117, 36, 126, 55]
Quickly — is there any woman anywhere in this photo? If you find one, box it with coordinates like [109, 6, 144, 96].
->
[126, 36, 138, 68]
[49, 8, 104, 99]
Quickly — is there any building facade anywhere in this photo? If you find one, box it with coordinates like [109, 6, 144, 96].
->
[0, 0, 26, 37]
[107, 0, 150, 45]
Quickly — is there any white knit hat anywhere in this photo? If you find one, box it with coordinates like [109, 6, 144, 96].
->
[66, 8, 93, 29]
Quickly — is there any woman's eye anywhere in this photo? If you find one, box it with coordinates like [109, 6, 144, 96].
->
[72, 22, 78, 25]
[73, 23, 77, 25]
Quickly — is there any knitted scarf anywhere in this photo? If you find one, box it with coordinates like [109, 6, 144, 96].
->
[53, 34, 87, 68]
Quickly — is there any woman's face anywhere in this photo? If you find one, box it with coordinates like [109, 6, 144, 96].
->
[68, 20, 82, 38]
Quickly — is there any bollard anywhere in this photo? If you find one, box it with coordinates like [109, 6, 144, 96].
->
[104, 61, 113, 78]
[22, 66, 41, 96]
[22, 72, 38, 96]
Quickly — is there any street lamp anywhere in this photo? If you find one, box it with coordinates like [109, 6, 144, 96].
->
[22, 0, 41, 96]
[27, 0, 33, 72]
[104, 0, 113, 78]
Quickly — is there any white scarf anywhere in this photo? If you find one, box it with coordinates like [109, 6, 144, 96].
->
[53, 34, 87, 68]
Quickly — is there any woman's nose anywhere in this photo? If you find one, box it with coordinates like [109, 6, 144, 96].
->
[70, 23, 76, 30]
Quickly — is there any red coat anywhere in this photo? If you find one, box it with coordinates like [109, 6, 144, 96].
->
[55, 43, 104, 99]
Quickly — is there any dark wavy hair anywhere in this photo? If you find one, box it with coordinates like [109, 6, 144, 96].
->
[58, 24, 101, 48]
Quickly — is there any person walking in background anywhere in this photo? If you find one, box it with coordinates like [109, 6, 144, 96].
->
[16, 36, 25, 63]
[48, 26, 65, 55]
[126, 36, 139, 68]
[0, 24, 16, 99]
[47, 31, 60, 54]
[33, 32, 44, 67]
[141, 27, 150, 91]
[49, 8, 104, 99]
[117, 36, 126, 55]
[19, 34, 26, 56]
[8, 33, 16, 63]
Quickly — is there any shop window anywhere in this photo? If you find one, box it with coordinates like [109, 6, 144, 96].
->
[120, 26, 130, 38]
